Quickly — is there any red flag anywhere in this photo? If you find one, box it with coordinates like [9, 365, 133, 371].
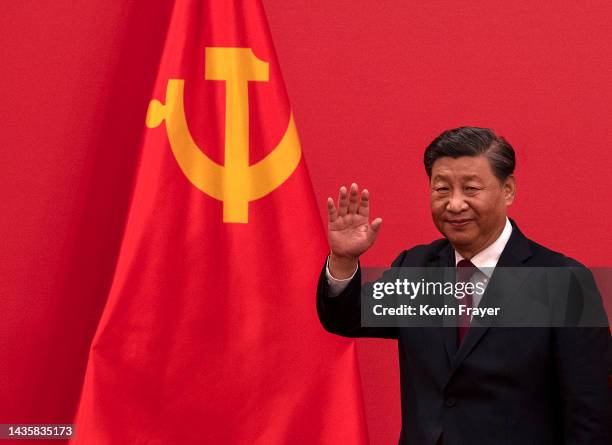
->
[70, 1, 368, 443]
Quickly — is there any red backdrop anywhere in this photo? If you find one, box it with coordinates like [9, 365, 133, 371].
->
[1, 1, 611, 444]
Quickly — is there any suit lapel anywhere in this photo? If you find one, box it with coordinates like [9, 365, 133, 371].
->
[431, 243, 459, 364]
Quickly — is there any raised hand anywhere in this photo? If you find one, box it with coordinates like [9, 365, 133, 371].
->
[327, 183, 382, 278]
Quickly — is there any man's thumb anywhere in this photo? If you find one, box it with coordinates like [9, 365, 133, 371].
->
[370, 218, 383, 235]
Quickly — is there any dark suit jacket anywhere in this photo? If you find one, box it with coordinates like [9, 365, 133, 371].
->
[317, 220, 610, 445]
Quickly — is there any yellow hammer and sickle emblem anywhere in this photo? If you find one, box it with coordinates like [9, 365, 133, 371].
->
[145, 47, 301, 223]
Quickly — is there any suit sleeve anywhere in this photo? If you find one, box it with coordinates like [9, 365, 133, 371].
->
[553, 267, 611, 444]
[316, 251, 409, 339]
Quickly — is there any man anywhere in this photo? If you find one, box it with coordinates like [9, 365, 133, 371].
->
[316, 127, 610, 444]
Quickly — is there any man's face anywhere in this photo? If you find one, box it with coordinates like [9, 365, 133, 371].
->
[429, 155, 515, 257]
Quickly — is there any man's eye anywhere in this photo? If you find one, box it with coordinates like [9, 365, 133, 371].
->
[465, 187, 478, 192]
[435, 187, 449, 192]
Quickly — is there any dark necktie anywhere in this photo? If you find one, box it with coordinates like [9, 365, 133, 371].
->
[456, 259, 476, 345]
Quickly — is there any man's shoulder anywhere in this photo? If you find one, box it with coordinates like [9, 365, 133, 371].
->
[392, 238, 450, 267]
[519, 233, 585, 268]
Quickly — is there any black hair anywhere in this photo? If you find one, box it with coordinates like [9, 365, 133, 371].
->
[423, 127, 515, 180]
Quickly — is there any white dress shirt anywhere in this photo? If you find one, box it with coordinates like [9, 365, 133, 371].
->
[326, 218, 513, 300]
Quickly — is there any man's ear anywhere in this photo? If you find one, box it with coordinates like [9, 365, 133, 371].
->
[503, 175, 516, 205]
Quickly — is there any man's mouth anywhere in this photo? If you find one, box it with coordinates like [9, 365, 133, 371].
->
[446, 219, 472, 227]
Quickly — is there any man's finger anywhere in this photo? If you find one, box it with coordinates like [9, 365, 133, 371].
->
[327, 197, 338, 222]
[347, 183, 359, 214]
[337, 186, 348, 216]
[358, 189, 370, 217]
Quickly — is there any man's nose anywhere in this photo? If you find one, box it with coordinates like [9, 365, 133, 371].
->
[446, 192, 469, 213]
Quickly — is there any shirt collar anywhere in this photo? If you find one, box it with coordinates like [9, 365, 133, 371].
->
[454, 217, 513, 277]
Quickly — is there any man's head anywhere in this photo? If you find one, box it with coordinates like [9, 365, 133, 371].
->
[423, 127, 516, 258]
